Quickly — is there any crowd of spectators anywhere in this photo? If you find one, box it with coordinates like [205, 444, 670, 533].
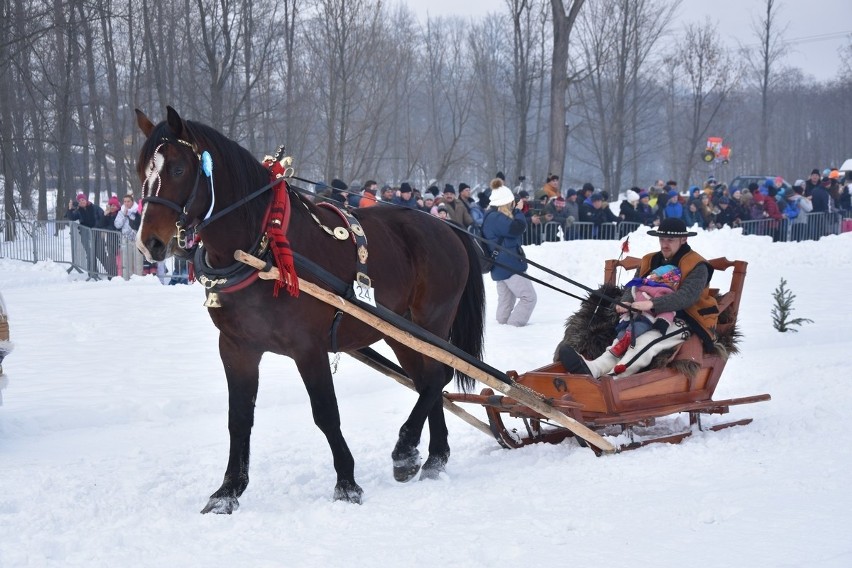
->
[64, 192, 182, 281]
[62, 165, 850, 280]
[313, 167, 852, 245]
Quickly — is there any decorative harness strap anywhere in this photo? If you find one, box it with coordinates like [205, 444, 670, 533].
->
[316, 202, 371, 289]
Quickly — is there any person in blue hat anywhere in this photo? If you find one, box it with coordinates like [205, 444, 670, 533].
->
[659, 189, 684, 222]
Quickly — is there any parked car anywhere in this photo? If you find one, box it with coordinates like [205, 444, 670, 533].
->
[729, 175, 792, 194]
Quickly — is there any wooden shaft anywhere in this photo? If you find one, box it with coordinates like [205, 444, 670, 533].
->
[235, 250, 615, 453]
[346, 349, 495, 440]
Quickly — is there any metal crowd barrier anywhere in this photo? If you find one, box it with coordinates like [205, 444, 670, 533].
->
[739, 211, 842, 242]
[523, 222, 563, 245]
[1, 220, 191, 283]
[0, 220, 74, 264]
[519, 221, 644, 244]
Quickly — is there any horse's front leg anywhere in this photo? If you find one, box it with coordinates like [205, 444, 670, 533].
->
[201, 336, 262, 514]
[294, 350, 363, 504]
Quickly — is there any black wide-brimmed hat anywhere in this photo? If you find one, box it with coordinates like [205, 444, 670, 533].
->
[647, 217, 697, 237]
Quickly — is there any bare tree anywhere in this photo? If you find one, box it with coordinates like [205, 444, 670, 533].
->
[0, 0, 16, 225]
[666, 20, 741, 187]
[747, 0, 787, 172]
[840, 35, 852, 76]
[548, 0, 585, 180]
[572, 0, 677, 192]
[305, 0, 385, 179]
[347, 5, 420, 183]
[52, 0, 79, 217]
[195, 0, 239, 128]
[467, 18, 501, 180]
[506, 0, 546, 184]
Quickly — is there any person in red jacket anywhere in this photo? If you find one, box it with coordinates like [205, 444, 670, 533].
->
[763, 185, 785, 242]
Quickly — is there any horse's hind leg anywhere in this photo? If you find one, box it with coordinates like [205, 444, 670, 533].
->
[294, 350, 362, 504]
[390, 350, 453, 482]
[420, 398, 450, 480]
[202, 337, 262, 514]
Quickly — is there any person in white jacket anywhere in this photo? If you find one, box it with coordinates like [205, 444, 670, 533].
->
[114, 194, 139, 240]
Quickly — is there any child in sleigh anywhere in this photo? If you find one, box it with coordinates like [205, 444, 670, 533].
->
[608, 264, 681, 374]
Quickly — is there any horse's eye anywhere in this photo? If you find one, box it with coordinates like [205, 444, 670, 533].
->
[171, 166, 184, 177]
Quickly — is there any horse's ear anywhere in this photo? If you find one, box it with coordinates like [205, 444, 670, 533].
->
[166, 106, 186, 139]
[135, 109, 155, 136]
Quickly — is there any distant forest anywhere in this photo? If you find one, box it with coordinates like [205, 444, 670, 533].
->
[1, 0, 850, 220]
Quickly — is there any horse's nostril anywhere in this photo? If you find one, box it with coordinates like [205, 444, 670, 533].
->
[145, 237, 166, 260]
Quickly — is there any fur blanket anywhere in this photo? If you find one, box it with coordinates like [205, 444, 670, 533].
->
[553, 284, 741, 376]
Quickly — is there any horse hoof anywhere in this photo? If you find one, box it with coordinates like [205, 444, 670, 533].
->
[419, 453, 448, 481]
[333, 480, 364, 504]
[392, 449, 421, 482]
[201, 495, 239, 514]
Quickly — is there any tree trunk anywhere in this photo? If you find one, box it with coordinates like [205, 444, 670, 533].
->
[549, 0, 585, 179]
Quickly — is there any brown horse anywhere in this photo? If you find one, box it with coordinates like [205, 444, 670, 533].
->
[134, 107, 485, 513]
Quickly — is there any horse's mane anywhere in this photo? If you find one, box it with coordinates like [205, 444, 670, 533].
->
[139, 119, 272, 226]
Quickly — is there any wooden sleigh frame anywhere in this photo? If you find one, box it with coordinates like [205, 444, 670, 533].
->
[444, 256, 771, 451]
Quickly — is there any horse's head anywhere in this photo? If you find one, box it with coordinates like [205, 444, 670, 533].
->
[135, 107, 209, 262]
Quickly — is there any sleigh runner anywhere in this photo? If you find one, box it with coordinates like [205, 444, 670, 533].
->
[444, 255, 770, 451]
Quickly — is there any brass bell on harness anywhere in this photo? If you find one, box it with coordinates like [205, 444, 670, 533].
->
[204, 291, 222, 308]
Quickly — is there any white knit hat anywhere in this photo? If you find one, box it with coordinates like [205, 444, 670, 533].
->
[489, 185, 515, 207]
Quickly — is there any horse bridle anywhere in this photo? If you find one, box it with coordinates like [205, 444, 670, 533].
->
[141, 136, 210, 250]
[141, 135, 287, 252]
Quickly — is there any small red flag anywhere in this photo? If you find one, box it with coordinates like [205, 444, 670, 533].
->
[621, 237, 630, 254]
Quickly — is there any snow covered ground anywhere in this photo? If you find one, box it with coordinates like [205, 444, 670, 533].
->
[1, 227, 850, 567]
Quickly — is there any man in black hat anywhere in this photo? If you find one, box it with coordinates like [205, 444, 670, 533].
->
[442, 184, 472, 228]
[457, 183, 478, 224]
[805, 168, 822, 197]
[560, 217, 719, 378]
[327, 178, 349, 205]
[392, 182, 418, 208]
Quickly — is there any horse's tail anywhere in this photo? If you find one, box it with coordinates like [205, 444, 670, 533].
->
[448, 231, 486, 393]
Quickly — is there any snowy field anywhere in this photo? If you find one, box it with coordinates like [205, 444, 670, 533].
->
[1, 227, 850, 567]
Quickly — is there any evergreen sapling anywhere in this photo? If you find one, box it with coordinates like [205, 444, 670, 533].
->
[771, 278, 813, 332]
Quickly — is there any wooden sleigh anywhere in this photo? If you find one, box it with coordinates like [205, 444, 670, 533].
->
[444, 256, 771, 452]
[236, 250, 768, 455]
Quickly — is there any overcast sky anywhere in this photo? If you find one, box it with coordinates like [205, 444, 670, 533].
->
[405, 0, 850, 81]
